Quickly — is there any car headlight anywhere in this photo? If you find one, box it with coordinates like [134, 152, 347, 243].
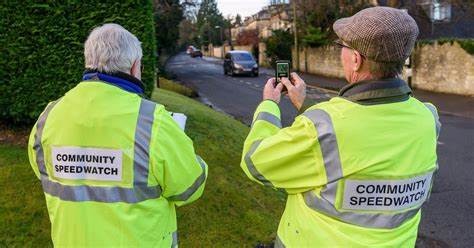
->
[253, 64, 258, 68]
[234, 63, 243, 69]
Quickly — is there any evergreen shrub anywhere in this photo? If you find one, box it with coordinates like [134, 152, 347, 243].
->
[0, 1, 157, 124]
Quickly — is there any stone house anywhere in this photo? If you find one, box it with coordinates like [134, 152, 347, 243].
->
[231, 1, 293, 43]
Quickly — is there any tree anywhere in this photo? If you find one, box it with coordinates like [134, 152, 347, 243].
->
[234, 14, 243, 26]
[178, 18, 199, 47]
[301, 26, 328, 47]
[236, 29, 259, 46]
[153, 0, 184, 54]
[294, 0, 370, 47]
[223, 16, 233, 44]
[182, 0, 200, 22]
[264, 29, 293, 67]
[236, 29, 260, 59]
[177, 0, 201, 48]
[196, 0, 225, 45]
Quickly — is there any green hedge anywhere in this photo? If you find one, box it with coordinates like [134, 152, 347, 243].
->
[0, 1, 157, 124]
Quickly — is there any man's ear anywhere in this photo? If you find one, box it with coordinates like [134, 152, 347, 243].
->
[130, 59, 140, 78]
[352, 51, 363, 72]
[130, 60, 137, 74]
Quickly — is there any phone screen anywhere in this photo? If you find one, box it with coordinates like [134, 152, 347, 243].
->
[275, 60, 290, 86]
[277, 63, 289, 78]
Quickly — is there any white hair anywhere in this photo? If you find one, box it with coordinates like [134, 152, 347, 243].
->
[84, 23, 142, 73]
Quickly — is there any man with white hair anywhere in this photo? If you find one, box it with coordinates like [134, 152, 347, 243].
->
[241, 7, 440, 247]
[28, 23, 207, 247]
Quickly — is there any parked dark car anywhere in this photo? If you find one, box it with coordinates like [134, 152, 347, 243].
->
[188, 46, 202, 58]
[223, 51, 258, 77]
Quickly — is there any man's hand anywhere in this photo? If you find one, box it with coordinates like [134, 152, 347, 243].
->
[281, 72, 306, 110]
[263, 77, 284, 103]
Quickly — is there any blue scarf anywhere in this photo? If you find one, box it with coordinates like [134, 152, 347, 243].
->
[82, 71, 144, 94]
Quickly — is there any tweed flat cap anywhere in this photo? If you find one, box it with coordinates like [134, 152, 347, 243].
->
[333, 6, 419, 62]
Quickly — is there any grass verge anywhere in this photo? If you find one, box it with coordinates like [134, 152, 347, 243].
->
[159, 77, 197, 97]
[0, 81, 285, 247]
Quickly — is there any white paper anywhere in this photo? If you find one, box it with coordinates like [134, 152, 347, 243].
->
[171, 112, 187, 131]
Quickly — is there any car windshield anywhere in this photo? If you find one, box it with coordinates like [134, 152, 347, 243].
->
[232, 53, 253, 61]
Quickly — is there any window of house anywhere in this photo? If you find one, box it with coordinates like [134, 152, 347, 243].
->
[431, 1, 451, 22]
[416, 0, 452, 22]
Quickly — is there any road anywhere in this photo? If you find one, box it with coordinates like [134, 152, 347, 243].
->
[166, 53, 474, 247]
[165, 53, 334, 126]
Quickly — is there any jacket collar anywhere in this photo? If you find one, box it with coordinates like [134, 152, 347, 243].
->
[82, 69, 145, 94]
[339, 78, 412, 104]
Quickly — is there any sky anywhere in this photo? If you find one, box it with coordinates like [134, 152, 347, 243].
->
[217, 0, 269, 18]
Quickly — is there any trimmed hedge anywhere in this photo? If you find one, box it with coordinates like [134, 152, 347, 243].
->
[0, 1, 157, 124]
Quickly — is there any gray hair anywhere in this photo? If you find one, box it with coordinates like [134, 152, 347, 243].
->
[366, 59, 404, 79]
[84, 23, 142, 73]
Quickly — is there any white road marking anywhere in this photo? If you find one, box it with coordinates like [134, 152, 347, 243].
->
[437, 141, 444, 145]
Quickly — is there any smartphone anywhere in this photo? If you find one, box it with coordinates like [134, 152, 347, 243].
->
[275, 60, 290, 90]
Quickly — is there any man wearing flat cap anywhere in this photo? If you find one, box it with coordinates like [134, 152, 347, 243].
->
[241, 7, 440, 247]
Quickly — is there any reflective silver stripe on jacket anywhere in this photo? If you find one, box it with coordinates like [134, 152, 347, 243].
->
[34, 98, 162, 203]
[304, 191, 420, 229]
[171, 231, 178, 248]
[244, 111, 281, 187]
[252, 111, 282, 128]
[423, 103, 441, 138]
[133, 99, 156, 187]
[302, 109, 343, 206]
[244, 139, 275, 187]
[33, 100, 60, 178]
[302, 109, 343, 184]
[168, 155, 207, 201]
[301, 108, 429, 229]
[274, 235, 285, 248]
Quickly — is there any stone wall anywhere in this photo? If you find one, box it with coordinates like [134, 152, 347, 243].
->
[202, 44, 212, 57]
[292, 42, 474, 96]
[203, 43, 271, 67]
[412, 42, 474, 96]
[292, 46, 345, 79]
[258, 42, 270, 67]
[213, 47, 223, 59]
[233, 45, 253, 53]
[223, 45, 232, 55]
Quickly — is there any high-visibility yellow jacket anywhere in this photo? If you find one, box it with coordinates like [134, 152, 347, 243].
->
[28, 80, 207, 247]
[241, 78, 440, 247]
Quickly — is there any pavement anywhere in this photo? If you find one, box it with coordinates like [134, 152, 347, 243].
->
[167, 53, 474, 247]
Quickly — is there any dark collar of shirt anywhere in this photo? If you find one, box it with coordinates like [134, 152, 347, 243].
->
[298, 78, 412, 114]
[338, 77, 412, 105]
[82, 69, 145, 94]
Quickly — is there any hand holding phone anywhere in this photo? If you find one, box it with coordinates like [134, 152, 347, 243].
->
[279, 72, 307, 110]
[263, 77, 284, 104]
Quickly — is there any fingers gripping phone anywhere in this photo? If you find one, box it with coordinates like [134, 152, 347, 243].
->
[275, 60, 291, 90]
